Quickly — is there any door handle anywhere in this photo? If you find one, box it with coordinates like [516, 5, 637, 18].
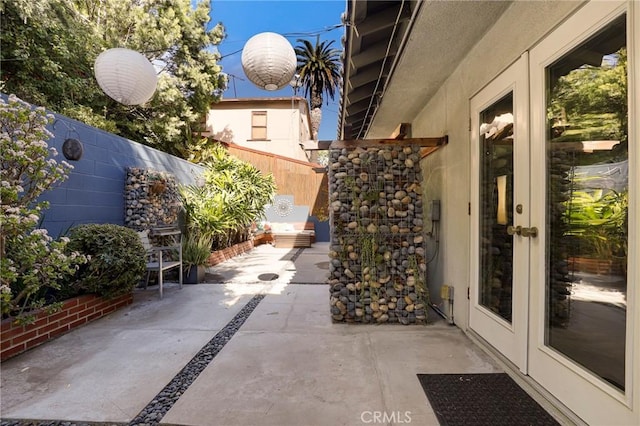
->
[506, 225, 522, 236]
[507, 225, 538, 238]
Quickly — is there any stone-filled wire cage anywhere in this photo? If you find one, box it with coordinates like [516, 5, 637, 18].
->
[328, 145, 428, 324]
[124, 167, 181, 231]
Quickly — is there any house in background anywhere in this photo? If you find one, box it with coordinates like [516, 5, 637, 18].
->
[340, 0, 638, 424]
[202, 97, 315, 163]
[202, 96, 329, 244]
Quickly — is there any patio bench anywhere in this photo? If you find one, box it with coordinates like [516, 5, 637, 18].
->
[270, 222, 315, 248]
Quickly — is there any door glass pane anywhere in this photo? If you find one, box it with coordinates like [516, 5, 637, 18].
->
[479, 93, 514, 322]
[545, 15, 627, 391]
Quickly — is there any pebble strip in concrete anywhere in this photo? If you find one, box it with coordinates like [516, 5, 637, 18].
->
[0, 294, 266, 426]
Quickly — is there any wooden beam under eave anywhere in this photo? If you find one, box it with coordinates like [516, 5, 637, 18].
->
[317, 140, 333, 150]
[420, 147, 440, 158]
[328, 136, 447, 150]
[390, 123, 411, 140]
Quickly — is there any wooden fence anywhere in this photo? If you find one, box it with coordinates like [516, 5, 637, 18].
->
[223, 143, 329, 220]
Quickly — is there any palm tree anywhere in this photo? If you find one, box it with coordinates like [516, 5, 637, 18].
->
[295, 38, 341, 140]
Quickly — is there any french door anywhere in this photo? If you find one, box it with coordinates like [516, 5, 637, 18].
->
[471, 1, 637, 424]
[528, 2, 636, 424]
[470, 53, 530, 373]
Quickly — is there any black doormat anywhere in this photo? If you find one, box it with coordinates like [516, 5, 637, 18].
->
[417, 373, 560, 426]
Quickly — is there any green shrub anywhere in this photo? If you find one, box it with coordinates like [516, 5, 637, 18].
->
[179, 144, 276, 250]
[182, 233, 212, 267]
[66, 224, 145, 298]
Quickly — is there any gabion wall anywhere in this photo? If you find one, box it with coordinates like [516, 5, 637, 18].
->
[124, 167, 181, 231]
[328, 145, 428, 324]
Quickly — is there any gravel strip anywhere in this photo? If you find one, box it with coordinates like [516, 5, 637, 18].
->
[1, 294, 265, 426]
[129, 294, 265, 425]
[0, 421, 124, 426]
[288, 247, 305, 262]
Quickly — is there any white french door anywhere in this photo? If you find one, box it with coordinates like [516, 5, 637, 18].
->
[471, 1, 638, 424]
[469, 54, 530, 373]
[528, 2, 637, 424]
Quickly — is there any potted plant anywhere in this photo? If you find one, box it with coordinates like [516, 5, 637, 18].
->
[182, 233, 212, 284]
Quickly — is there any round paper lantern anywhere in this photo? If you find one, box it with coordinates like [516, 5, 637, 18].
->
[94, 48, 158, 105]
[241, 32, 297, 91]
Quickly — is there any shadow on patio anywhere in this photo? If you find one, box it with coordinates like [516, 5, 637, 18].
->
[0, 243, 502, 426]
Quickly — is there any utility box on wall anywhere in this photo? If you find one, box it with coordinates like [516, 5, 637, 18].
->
[328, 145, 427, 324]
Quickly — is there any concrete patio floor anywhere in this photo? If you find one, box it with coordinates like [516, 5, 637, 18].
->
[0, 243, 503, 425]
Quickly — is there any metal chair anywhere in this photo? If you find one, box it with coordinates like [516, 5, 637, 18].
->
[138, 227, 183, 298]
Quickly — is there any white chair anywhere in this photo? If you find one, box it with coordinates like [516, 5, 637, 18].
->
[138, 227, 183, 298]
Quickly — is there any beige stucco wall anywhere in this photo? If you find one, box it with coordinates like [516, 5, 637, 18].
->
[206, 100, 311, 162]
[412, 1, 583, 329]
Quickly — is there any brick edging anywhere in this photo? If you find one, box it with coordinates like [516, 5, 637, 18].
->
[208, 240, 255, 266]
[0, 293, 133, 361]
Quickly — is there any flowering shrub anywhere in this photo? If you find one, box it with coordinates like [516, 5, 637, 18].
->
[0, 95, 88, 324]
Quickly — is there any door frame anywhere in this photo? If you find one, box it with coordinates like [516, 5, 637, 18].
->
[469, 53, 530, 374]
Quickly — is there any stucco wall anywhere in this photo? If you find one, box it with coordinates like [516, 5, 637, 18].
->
[411, 1, 582, 329]
[207, 100, 311, 162]
[38, 113, 204, 237]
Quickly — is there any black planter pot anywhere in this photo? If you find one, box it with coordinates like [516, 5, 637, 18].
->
[184, 265, 206, 284]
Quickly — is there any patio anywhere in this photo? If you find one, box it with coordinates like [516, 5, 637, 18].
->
[0, 243, 507, 425]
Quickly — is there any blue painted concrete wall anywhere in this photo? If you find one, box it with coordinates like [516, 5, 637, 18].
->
[4, 96, 326, 240]
[310, 217, 330, 242]
[38, 113, 204, 237]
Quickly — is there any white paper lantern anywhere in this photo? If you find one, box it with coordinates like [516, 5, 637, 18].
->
[241, 32, 297, 91]
[94, 48, 158, 105]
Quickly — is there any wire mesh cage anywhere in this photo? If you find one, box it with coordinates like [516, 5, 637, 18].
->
[328, 145, 428, 324]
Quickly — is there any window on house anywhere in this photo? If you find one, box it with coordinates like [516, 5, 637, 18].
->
[251, 111, 267, 140]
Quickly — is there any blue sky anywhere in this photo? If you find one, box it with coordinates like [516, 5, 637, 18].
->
[209, 0, 346, 140]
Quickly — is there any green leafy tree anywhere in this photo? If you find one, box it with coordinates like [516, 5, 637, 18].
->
[294, 38, 341, 140]
[549, 48, 627, 145]
[1, 0, 227, 157]
[0, 0, 108, 128]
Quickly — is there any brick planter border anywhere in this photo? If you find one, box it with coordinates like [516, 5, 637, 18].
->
[208, 240, 255, 266]
[1, 293, 133, 362]
[569, 256, 626, 275]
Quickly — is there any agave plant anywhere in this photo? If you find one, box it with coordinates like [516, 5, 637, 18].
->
[182, 233, 213, 267]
